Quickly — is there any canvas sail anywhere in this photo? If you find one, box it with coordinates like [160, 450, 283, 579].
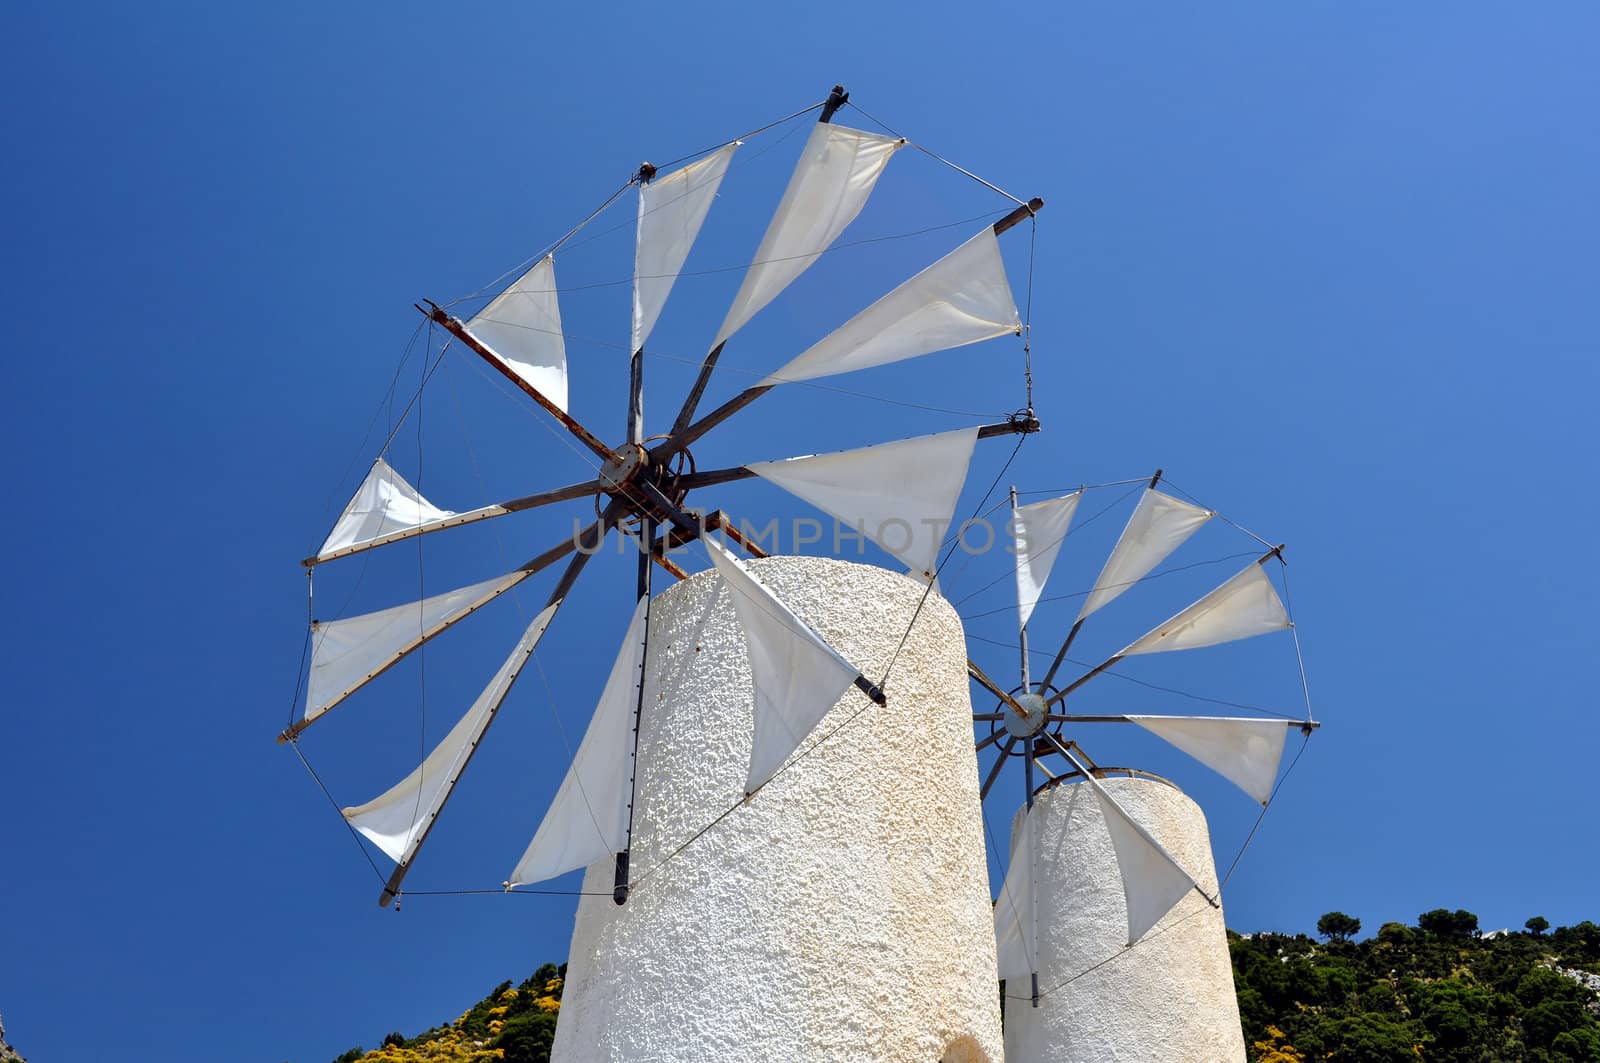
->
[305, 571, 525, 726]
[1128, 715, 1290, 805]
[343, 603, 559, 865]
[1079, 488, 1212, 620]
[704, 538, 863, 793]
[508, 597, 648, 887]
[747, 427, 978, 581]
[1085, 774, 1203, 944]
[1118, 561, 1291, 657]
[714, 124, 903, 346]
[467, 255, 569, 411]
[1012, 492, 1082, 632]
[993, 803, 1039, 980]
[760, 227, 1020, 386]
[633, 145, 737, 354]
[317, 459, 455, 563]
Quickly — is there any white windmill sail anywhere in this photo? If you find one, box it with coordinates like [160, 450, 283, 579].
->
[508, 596, 648, 887]
[305, 571, 526, 726]
[633, 144, 737, 355]
[714, 123, 903, 347]
[1084, 774, 1203, 944]
[992, 802, 1039, 980]
[1079, 488, 1213, 621]
[343, 602, 559, 865]
[748, 426, 978, 582]
[317, 458, 456, 562]
[704, 537, 863, 794]
[1012, 492, 1082, 632]
[760, 227, 1020, 386]
[1118, 561, 1291, 657]
[466, 255, 569, 411]
[1127, 715, 1290, 805]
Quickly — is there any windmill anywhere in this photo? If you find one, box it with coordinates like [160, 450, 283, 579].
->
[966, 472, 1319, 1010]
[284, 84, 1046, 913]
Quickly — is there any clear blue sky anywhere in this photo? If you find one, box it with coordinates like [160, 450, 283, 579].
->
[3, 3, 1596, 1061]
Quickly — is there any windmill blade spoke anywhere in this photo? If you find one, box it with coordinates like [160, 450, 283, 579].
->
[1037, 617, 1084, 691]
[968, 658, 1029, 717]
[975, 730, 1007, 754]
[1044, 653, 1125, 710]
[303, 477, 604, 568]
[972, 712, 1005, 722]
[508, 596, 650, 893]
[666, 341, 728, 444]
[280, 525, 599, 745]
[980, 736, 1018, 800]
[424, 304, 616, 464]
[366, 598, 566, 907]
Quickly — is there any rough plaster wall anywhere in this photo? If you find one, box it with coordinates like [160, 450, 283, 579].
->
[1003, 777, 1246, 1063]
[553, 556, 1001, 1063]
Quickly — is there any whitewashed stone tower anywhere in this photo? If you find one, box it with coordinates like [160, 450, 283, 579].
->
[1002, 776, 1246, 1061]
[552, 557, 1002, 1062]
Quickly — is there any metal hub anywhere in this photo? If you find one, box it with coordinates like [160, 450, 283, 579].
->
[598, 445, 646, 492]
[1003, 691, 1050, 738]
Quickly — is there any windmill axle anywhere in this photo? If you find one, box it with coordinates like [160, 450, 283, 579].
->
[1003, 691, 1051, 738]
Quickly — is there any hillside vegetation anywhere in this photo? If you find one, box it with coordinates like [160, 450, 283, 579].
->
[322, 913, 1600, 1062]
[1233, 911, 1600, 1061]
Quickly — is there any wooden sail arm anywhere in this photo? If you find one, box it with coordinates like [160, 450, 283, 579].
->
[1035, 470, 1160, 688]
[659, 85, 851, 450]
[375, 512, 621, 908]
[1044, 543, 1287, 710]
[1049, 714, 1321, 733]
[980, 735, 1018, 799]
[650, 200, 1046, 466]
[967, 659, 1031, 719]
[671, 419, 1044, 494]
[278, 517, 611, 747]
[301, 477, 604, 568]
[419, 302, 617, 464]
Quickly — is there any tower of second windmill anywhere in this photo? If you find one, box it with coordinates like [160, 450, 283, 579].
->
[551, 557, 1002, 1063]
[1002, 776, 1246, 1062]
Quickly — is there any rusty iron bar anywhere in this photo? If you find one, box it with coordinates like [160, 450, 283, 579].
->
[980, 735, 1018, 799]
[420, 303, 617, 464]
[967, 659, 1031, 719]
[993, 196, 1044, 237]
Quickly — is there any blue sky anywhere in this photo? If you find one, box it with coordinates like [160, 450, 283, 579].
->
[3, 3, 1597, 1061]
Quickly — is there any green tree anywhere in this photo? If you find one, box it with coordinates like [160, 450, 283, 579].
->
[1376, 921, 1413, 945]
[1317, 911, 1361, 943]
[1419, 908, 1479, 939]
[1528, 915, 1551, 936]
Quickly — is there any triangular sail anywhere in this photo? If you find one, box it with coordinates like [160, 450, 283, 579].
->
[467, 255, 568, 411]
[1118, 561, 1291, 657]
[704, 538, 863, 794]
[633, 144, 737, 354]
[1012, 492, 1082, 632]
[305, 571, 525, 726]
[1085, 775, 1203, 944]
[317, 459, 455, 562]
[508, 597, 648, 887]
[993, 802, 1039, 981]
[342, 602, 559, 865]
[760, 227, 1020, 386]
[747, 427, 978, 581]
[714, 123, 903, 347]
[1127, 715, 1290, 805]
[1079, 488, 1213, 621]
